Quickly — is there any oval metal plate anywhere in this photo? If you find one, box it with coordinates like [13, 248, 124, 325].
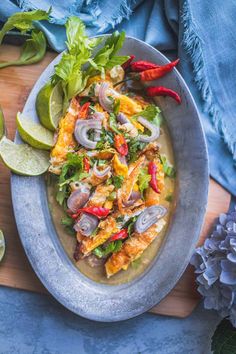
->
[11, 36, 208, 322]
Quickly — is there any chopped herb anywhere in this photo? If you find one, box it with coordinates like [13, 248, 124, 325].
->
[160, 155, 176, 178]
[123, 216, 138, 236]
[61, 216, 74, 226]
[97, 159, 107, 166]
[112, 175, 124, 189]
[128, 138, 147, 162]
[93, 240, 122, 258]
[106, 178, 113, 185]
[133, 104, 162, 127]
[79, 97, 90, 105]
[96, 128, 114, 149]
[165, 194, 173, 202]
[138, 168, 151, 197]
[116, 215, 125, 223]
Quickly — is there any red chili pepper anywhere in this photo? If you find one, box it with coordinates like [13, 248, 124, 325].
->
[83, 157, 90, 172]
[130, 60, 160, 72]
[136, 59, 179, 81]
[78, 102, 90, 119]
[122, 55, 135, 70]
[109, 229, 128, 242]
[148, 161, 160, 194]
[146, 86, 181, 104]
[72, 207, 110, 219]
[114, 134, 128, 156]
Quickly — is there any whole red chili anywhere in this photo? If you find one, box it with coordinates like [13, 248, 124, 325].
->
[114, 134, 128, 156]
[78, 102, 90, 119]
[122, 55, 135, 70]
[146, 86, 181, 104]
[71, 207, 110, 219]
[136, 59, 179, 81]
[109, 229, 128, 242]
[83, 156, 90, 172]
[148, 161, 160, 194]
[130, 60, 160, 72]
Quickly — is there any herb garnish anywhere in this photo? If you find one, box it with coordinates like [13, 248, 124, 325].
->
[93, 240, 122, 258]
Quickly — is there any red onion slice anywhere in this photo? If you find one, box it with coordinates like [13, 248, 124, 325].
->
[74, 212, 99, 237]
[123, 191, 141, 207]
[74, 119, 102, 149]
[137, 116, 160, 143]
[93, 161, 111, 178]
[98, 82, 113, 112]
[134, 205, 167, 233]
[117, 112, 129, 124]
[67, 186, 91, 213]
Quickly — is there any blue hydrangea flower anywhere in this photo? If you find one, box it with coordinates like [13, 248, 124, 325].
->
[191, 206, 236, 326]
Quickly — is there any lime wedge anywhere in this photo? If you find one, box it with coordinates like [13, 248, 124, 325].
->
[0, 230, 5, 262]
[36, 82, 63, 131]
[16, 112, 54, 150]
[0, 136, 50, 176]
[0, 106, 6, 141]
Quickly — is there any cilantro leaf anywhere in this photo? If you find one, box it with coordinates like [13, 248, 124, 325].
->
[133, 105, 162, 127]
[211, 319, 236, 354]
[128, 138, 147, 163]
[0, 9, 50, 45]
[138, 168, 151, 197]
[61, 216, 73, 226]
[123, 216, 138, 236]
[112, 175, 124, 189]
[160, 155, 176, 178]
[0, 30, 46, 69]
[93, 240, 122, 258]
[109, 113, 120, 134]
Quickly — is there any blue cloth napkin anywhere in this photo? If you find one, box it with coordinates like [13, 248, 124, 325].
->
[1, 0, 236, 196]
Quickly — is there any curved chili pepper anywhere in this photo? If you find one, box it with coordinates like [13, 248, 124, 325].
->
[78, 102, 90, 119]
[122, 55, 135, 70]
[148, 161, 160, 194]
[114, 134, 128, 156]
[109, 229, 128, 242]
[72, 207, 110, 219]
[146, 86, 181, 104]
[83, 156, 90, 172]
[136, 59, 179, 81]
[130, 60, 160, 72]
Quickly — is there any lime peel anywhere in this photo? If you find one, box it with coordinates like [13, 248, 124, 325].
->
[0, 230, 6, 262]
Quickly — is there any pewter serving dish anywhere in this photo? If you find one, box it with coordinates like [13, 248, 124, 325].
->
[11, 36, 208, 322]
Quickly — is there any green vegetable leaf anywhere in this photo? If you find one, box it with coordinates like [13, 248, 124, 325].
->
[133, 105, 162, 127]
[128, 138, 147, 162]
[138, 168, 151, 197]
[124, 216, 138, 236]
[211, 319, 236, 354]
[61, 216, 74, 226]
[106, 55, 129, 69]
[160, 155, 176, 178]
[113, 175, 124, 189]
[109, 113, 120, 134]
[165, 194, 173, 202]
[113, 99, 120, 115]
[93, 240, 122, 258]
[0, 9, 50, 45]
[0, 30, 46, 69]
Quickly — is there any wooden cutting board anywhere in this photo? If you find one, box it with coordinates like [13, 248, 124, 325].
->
[0, 44, 231, 317]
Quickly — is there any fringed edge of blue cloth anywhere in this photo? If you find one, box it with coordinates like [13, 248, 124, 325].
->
[181, 0, 236, 163]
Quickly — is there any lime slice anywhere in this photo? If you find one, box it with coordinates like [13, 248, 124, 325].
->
[36, 82, 63, 131]
[16, 112, 54, 150]
[0, 136, 50, 176]
[0, 230, 5, 262]
[0, 106, 6, 141]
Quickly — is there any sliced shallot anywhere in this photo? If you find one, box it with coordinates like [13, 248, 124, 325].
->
[98, 82, 113, 112]
[134, 205, 167, 233]
[74, 212, 99, 237]
[137, 116, 160, 143]
[67, 186, 91, 213]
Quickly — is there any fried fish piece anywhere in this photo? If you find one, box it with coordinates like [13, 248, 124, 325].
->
[88, 184, 115, 207]
[50, 98, 80, 170]
[105, 219, 166, 278]
[80, 216, 118, 256]
[117, 155, 145, 212]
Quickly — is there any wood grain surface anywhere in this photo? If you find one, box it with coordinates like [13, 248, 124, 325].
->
[0, 45, 231, 317]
